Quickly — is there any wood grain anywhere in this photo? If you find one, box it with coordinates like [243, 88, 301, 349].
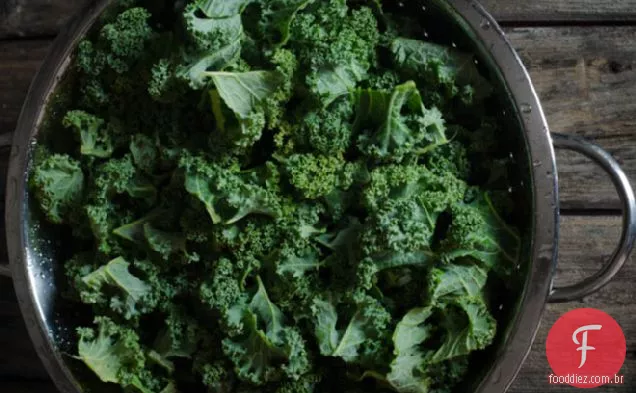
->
[0, 278, 49, 381]
[0, 381, 58, 393]
[2, 0, 636, 39]
[506, 26, 636, 210]
[481, 0, 636, 22]
[1, 216, 633, 392]
[2, 27, 636, 209]
[0, 39, 49, 137]
[509, 216, 635, 392]
[0, 0, 89, 39]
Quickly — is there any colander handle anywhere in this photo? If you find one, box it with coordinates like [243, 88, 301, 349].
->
[0, 133, 11, 278]
[549, 133, 636, 303]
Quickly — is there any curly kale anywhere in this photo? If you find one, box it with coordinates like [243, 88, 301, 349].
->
[31, 1, 519, 392]
[31, 153, 84, 224]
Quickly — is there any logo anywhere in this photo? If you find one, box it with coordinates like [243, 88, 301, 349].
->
[572, 324, 602, 368]
[546, 308, 626, 388]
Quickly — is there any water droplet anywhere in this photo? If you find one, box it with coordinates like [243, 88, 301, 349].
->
[480, 19, 492, 30]
[498, 304, 504, 310]
[508, 187, 513, 193]
[423, 30, 429, 38]
[516, 264, 522, 270]
[398, 1, 404, 7]
[520, 103, 532, 114]
[451, 42, 457, 48]
[39, 272, 46, 279]
[502, 110, 507, 116]
[474, 59, 479, 65]
[421, 5, 427, 11]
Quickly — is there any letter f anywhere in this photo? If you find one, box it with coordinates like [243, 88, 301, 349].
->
[572, 325, 602, 368]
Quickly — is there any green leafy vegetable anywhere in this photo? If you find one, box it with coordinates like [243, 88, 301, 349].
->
[354, 81, 448, 162]
[180, 41, 242, 90]
[312, 298, 367, 362]
[77, 317, 162, 392]
[30, 1, 520, 392]
[78, 318, 137, 384]
[313, 62, 367, 107]
[63, 110, 114, 158]
[441, 192, 521, 277]
[223, 277, 310, 384]
[311, 295, 391, 365]
[276, 248, 323, 278]
[386, 308, 434, 393]
[197, 0, 252, 18]
[80, 257, 151, 319]
[182, 155, 280, 225]
[206, 71, 283, 118]
[255, 0, 315, 46]
[391, 37, 493, 104]
[31, 153, 84, 224]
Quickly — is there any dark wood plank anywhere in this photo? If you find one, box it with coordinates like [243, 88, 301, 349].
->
[0, 40, 49, 137]
[482, 0, 636, 22]
[1, 381, 58, 393]
[0, 148, 9, 264]
[2, 0, 636, 40]
[0, 0, 88, 39]
[506, 26, 636, 210]
[512, 215, 635, 392]
[0, 278, 50, 380]
[510, 305, 635, 392]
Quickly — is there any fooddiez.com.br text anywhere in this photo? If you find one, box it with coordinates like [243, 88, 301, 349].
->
[548, 374, 624, 385]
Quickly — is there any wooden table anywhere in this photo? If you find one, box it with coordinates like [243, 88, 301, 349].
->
[1, 1, 635, 392]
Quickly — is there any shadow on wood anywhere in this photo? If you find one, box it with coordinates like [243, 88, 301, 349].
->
[0, 278, 49, 380]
